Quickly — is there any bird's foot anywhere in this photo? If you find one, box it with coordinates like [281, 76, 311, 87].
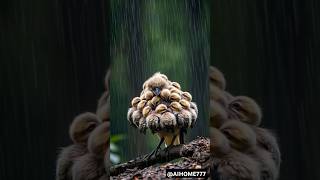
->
[144, 147, 161, 160]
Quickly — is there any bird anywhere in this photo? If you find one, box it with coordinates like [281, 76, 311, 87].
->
[228, 96, 262, 126]
[71, 153, 106, 180]
[96, 70, 111, 122]
[227, 95, 281, 168]
[56, 112, 100, 180]
[210, 127, 261, 180]
[254, 127, 281, 169]
[104, 69, 111, 92]
[96, 92, 110, 122]
[142, 72, 171, 96]
[127, 72, 198, 159]
[56, 144, 88, 180]
[72, 121, 110, 180]
[209, 82, 228, 108]
[209, 66, 226, 90]
[220, 120, 278, 180]
[210, 100, 228, 128]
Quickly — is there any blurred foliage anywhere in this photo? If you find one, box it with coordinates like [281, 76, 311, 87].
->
[110, 134, 126, 164]
[110, 0, 210, 162]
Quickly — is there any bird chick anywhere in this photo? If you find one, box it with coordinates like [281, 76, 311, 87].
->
[189, 106, 198, 127]
[210, 127, 261, 180]
[170, 92, 181, 102]
[71, 153, 105, 180]
[138, 117, 147, 134]
[177, 109, 192, 128]
[142, 106, 152, 117]
[159, 111, 177, 130]
[131, 97, 141, 107]
[181, 91, 192, 101]
[96, 91, 110, 122]
[170, 87, 182, 95]
[137, 100, 147, 111]
[104, 69, 111, 92]
[210, 100, 228, 128]
[143, 90, 154, 100]
[171, 82, 181, 90]
[180, 99, 191, 109]
[56, 112, 99, 180]
[143, 72, 170, 96]
[127, 107, 136, 126]
[56, 144, 88, 180]
[228, 96, 262, 126]
[209, 83, 228, 107]
[209, 66, 226, 90]
[220, 121, 278, 180]
[132, 110, 143, 128]
[87, 121, 110, 157]
[69, 112, 100, 144]
[150, 96, 161, 107]
[160, 89, 171, 100]
[254, 127, 281, 169]
[170, 101, 182, 112]
[155, 104, 167, 114]
[219, 120, 257, 152]
[146, 113, 161, 132]
[190, 102, 198, 114]
[72, 123, 110, 179]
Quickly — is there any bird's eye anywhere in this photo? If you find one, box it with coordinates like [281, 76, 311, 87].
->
[232, 102, 241, 110]
[86, 123, 96, 132]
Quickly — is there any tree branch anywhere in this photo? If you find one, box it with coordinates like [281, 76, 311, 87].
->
[110, 141, 197, 176]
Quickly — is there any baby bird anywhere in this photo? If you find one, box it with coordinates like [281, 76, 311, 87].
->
[227, 95, 281, 168]
[219, 120, 257, 152]
[228, 96, 262, 126]
[209, 66, 226, 90]
[209, 84, 228, 107]
[69, 112, 100, 144]
[143, 72, 171, 96]
[96, 92, 110, 122]
[210, 100, 229, 128]
[56, 112, 100, 180]
[210, 127, 260, 180]
[220, 121, 278, 180]
[146, 112, 161, 132]
[254, 127, 281, 169]
[72, 122, 110, 180]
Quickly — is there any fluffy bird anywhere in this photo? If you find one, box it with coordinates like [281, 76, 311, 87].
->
[209, 66, 226, 90]
[72, 121, 110, 180]
[220, 121, 279, 180]
[210, 100, 228, 128]
[210, 127, 261, 180]
[227, 95, 281, 167]
[56, 113, 100, 180]
[96, 69, 111, 122]
[228, 96, 262, 126]
[127, 72, 198, 158]
[254, 127, 281, 169]
[142, 72, 171, 96]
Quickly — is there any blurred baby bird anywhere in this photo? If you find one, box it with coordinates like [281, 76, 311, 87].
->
[210, 127, 261, 180]
[220, 120, 278, 180]
[72, 121, 110, 180]
[228, 96, 262, 126]
[56, 112, 100, 180]
[209, 66, 226, 90]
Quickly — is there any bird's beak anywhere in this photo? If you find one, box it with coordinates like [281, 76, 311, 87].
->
[153, 87, 161, 96]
